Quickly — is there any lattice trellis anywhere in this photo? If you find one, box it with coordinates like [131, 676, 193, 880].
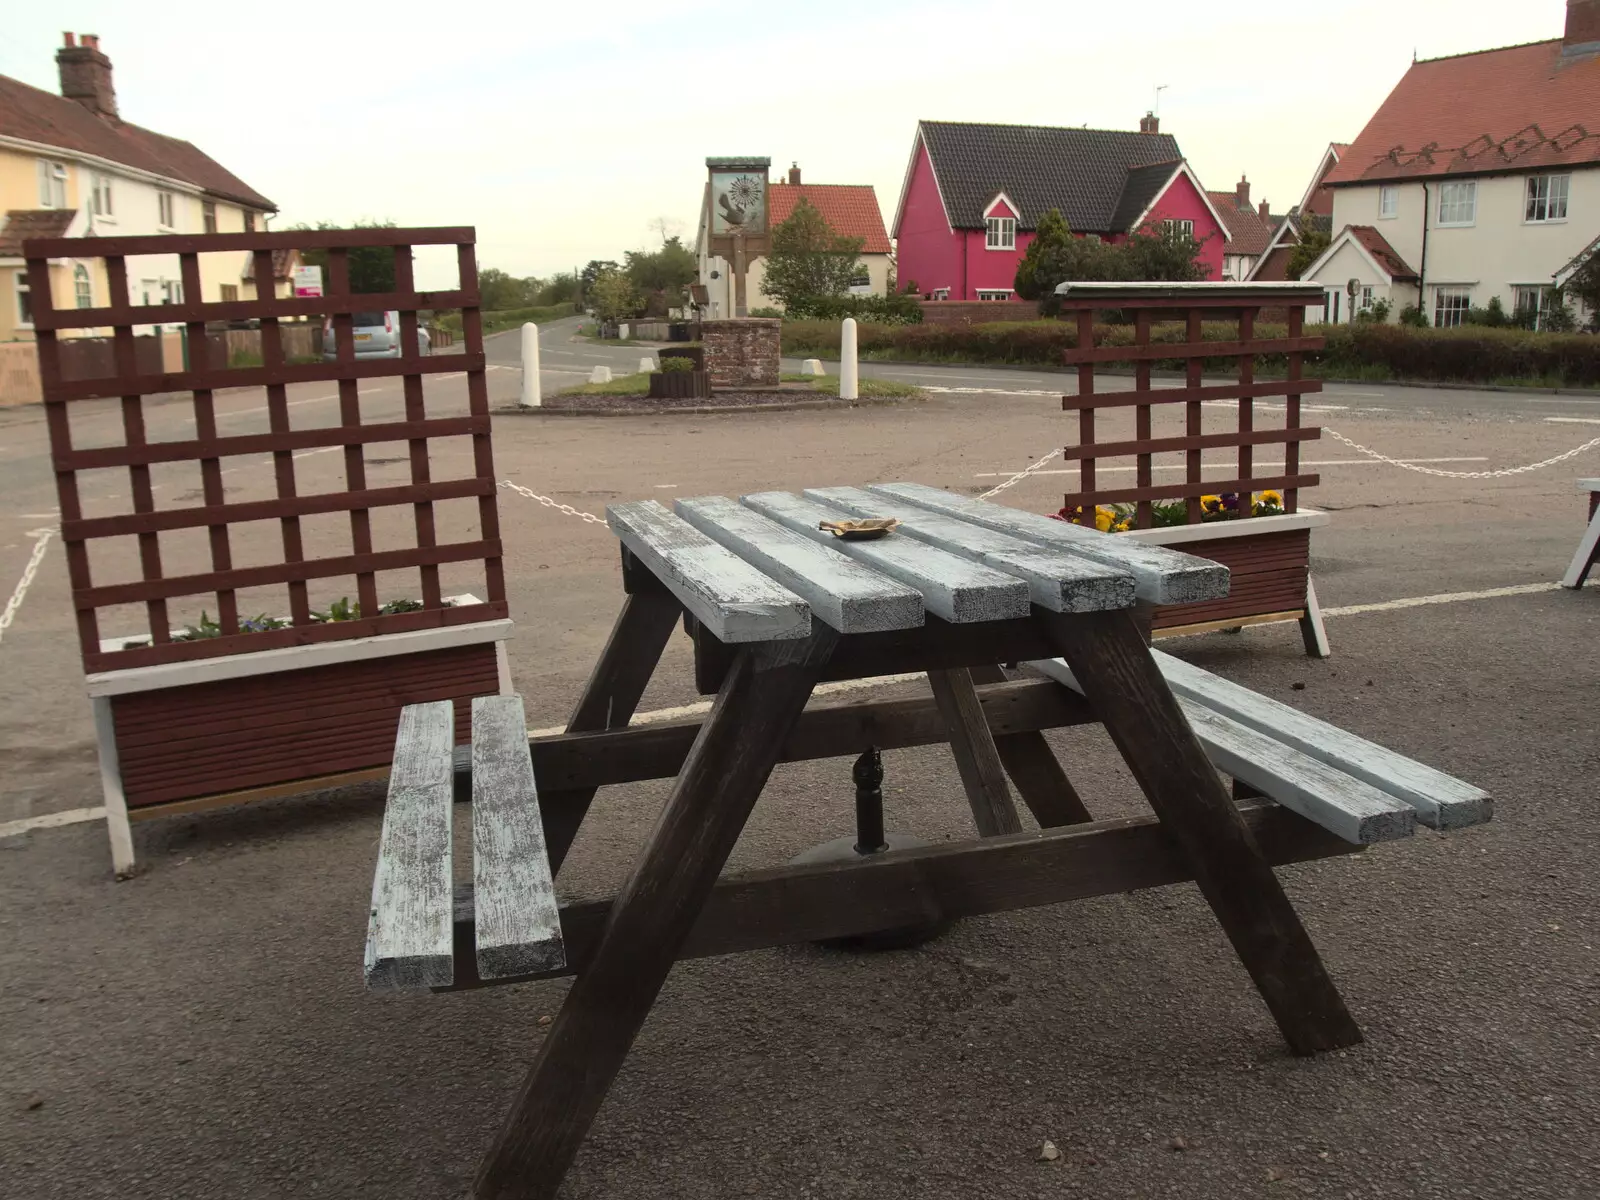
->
[1054, 282, 1327, 529]
[24, 227, 506, 674]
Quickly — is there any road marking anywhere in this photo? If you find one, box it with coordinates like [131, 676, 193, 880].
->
[1546, 416, 1600, 425]
[19, 512, 59, 519]
[1322, 581, 1562, 617]
[970, 457, 1489, 478]
[0, 573, 1576, 844]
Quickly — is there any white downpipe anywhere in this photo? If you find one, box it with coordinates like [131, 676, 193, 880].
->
[520, 323, 541, 408]
[839, 317, 859, 401]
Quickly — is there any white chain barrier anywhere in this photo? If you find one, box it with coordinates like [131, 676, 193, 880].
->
[498, 480, 607, 525]
[978, 448, 1062, 499]
[0, 527, 56, 648]
[1323, 428, 1600, 479]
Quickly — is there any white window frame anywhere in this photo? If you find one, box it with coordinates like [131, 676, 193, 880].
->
[975, 289, 1013, 301]
[1433, 287, 1472, 328]
[1524, 174, 1570, 224]
[985, 216, 1016, 250]
[1359, 285, 1375, 311]
[37, 159, 67, 208]
[161, 280, 184, 305]
[1378, 186, 1398, 219]
[91, 173, 114, 219]
[157, 192, 176, 229]
[74, 264, 92, 309]
[1437, 181, 1477, 227]
[1512, 285, 1561, 330]
[15, 271, 34, 329]
[1161, 218, 1195, 238]
[930, 287, 951, 300]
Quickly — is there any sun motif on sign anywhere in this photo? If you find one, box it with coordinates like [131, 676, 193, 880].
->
[727, 176, 762, 208]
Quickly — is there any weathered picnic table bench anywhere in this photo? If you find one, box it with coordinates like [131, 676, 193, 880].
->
[1561, 478, 1600, 589]
[361, 482, 1491, 1199]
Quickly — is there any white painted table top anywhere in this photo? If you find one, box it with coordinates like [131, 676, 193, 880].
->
[605, 484, 1231, 638]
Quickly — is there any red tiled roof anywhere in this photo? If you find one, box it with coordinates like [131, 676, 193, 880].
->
[0, 208, 76, 256]
[1251, 244, 1295, 282]
[0, 73, 275, 210]
[1326, 40, 1600, 185]
[1204, 191, 1279, 256]
[1347, 225, 1418, 280]
[769, 183, 891, 253]
[241, 247, 299, 281]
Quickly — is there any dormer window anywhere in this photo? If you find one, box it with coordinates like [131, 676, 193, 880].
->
[985, 216, 1016, 250]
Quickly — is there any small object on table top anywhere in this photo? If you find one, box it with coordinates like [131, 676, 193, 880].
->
[819, 517, 899, 540]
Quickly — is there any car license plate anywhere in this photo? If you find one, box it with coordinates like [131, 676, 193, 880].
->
[354, 333, 372, 341]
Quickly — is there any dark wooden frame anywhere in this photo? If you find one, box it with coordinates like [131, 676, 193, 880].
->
[23, 227, 506, 674]
[1055, 283, 1326, 528]
[452, 548, 1362, 1199]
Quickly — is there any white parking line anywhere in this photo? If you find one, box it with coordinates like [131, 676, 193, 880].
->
[0, 575, 1575, 842]
[1546, 416, 1600, 425]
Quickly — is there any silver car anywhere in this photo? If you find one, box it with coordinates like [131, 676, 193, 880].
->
[322, 311, 431, 359]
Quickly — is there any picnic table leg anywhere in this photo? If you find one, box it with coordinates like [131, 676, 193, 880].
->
[473, 626, 838, 1200]
[927, 667, 1023, 836]
[1560, 495, 1600, 589]
[1039, 607, 1362, 1056]
[968, 665, 1095, 827]
[539, 586, 682, 874]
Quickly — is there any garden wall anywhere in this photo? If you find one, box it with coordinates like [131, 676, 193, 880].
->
[703, 318, 780, 389]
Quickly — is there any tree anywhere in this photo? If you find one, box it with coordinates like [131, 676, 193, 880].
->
[589, 269, 640, 323]
[1027, 219, 1214, 314]
[580, 259, 621, 302]
[1286, 223, 1331, 281]
[477, 267, 544, 311]
[292, 219, 398, 293]
[760, 199, 866, 309]
[1013, 208, 1072, 300]
[1563, 252, 1600, 330]
[624, 236, 697, 306]
[538, 272, 580, 305]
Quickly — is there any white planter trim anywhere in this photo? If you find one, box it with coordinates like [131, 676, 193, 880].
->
[1118, 509, 1327, 548]
[87, 611, 512, 698]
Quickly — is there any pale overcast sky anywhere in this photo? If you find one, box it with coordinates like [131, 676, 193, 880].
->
[2, 2, 1576, 287]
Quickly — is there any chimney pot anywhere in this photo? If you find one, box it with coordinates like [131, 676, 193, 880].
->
[1139, 111, 1160, 135]
[1566, 0, 1600, 54]
[57, 34, 117, 119]
[63, 32, 76, 47]
[1259, 198, 1270, 221]
[1235, 175, 1250, 208]
[788, 163, 801, 185]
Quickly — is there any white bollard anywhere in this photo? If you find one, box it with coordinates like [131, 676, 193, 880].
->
[619, 323, 631, 340]
[588, 365, 613, 384]
[519, 322, 541, 408]
[839, 318, 859, 401]
[639, 356, 658, 373]
[801, 358, 824, 376]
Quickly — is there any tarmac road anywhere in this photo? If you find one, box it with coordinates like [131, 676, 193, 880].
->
[1, 341, 1598, 1199]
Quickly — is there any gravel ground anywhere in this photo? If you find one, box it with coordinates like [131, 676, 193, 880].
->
[2, 373, 1598, 1198]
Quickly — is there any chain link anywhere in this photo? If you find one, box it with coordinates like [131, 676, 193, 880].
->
[498, 480, 608, 524]
[979, 448, 1062, 499]
[1323, 428, 1600, 479]
[0, 528, 56, 648]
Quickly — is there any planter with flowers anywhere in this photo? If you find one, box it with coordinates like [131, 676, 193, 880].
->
[1055, 489, 1330, 656]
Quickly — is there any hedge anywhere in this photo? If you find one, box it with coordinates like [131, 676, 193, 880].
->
[779, 319, 1600, 387]
[436, 302, 579, 335]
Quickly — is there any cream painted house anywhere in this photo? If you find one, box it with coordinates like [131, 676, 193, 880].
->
[695, 165, 893, 317]
[0, 33, 276, 342]
[1305, 5, 1600, 328]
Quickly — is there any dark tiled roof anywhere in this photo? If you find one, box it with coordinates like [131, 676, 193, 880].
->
[0, 208, 76, 256]
[1326, 40, 1600, 185]
[919, 120, 1184, 232]
[1109, 161, 1181, 232]
[1348, 225, 1418, 280]
[769, 184, 892, 253]
[1251, 244, 1296, 281]
[0, 73, 275, 210]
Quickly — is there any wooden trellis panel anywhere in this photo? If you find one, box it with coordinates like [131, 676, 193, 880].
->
[1054, 283, 1327, 529]
[24, 226, 505, 674]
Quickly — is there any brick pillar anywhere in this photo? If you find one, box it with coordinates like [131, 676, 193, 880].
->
[701, 319, 781, 390]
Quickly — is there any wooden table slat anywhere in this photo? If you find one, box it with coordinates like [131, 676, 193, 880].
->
[740, 491, 1029, 624]
[804, 485, 1135, 613]
[674, 494, 925, 633]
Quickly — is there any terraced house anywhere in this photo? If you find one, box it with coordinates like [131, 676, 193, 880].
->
[1304, 0, 1600, 327]
[0, 33, 276, 342]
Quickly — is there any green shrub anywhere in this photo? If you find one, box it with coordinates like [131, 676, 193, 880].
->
[749, 307, 783, 318]
[1397, 304, 1428, 328]
[783, 292, 924, 325]
[779, 317, 1600, 386]
[658, 357, 695, 373]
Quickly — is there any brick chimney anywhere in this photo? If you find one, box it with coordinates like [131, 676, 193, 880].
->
[1259, 198, 1271, 221]
[57, 32, 117, 119]
[1139, 112, 1160, 135]
[1235, 175, 1250, 208]
[1566, 0, 1600, 54]
[788, 163, 801, 185]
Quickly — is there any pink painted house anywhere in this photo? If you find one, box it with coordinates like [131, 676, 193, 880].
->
[893, 116, 1230, 301]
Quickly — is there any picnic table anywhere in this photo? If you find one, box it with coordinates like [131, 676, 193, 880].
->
[363, 482, 1490, 1199]
[1561, 478, 1600, 588]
